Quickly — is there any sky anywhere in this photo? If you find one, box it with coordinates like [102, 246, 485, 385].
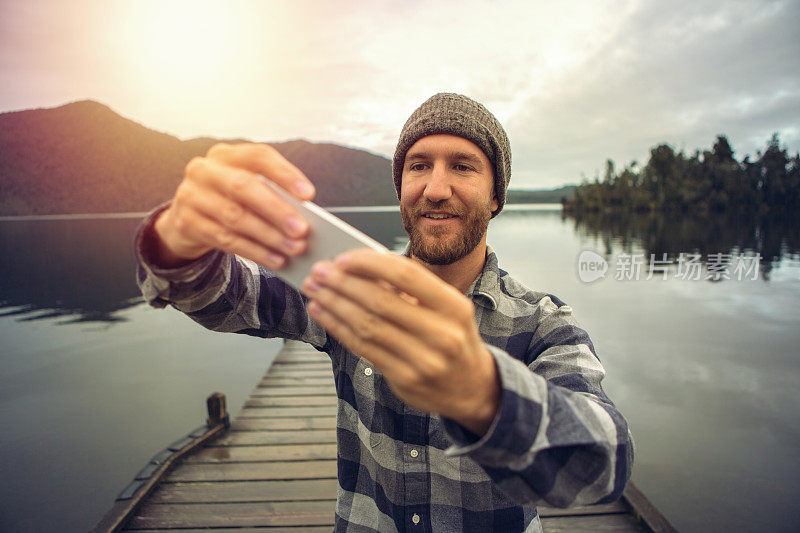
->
[1, 0, 798, 189]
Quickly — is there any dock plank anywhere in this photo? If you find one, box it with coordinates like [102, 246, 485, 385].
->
[264, 369, 333, 377]
[250, 386, 336, 397]
[258, 377, 335, 386]
[541, 513, 645, 531]
[184, 443, 338, 463]
[150, 479, 339, 503]
[126, 501, 335, 529]
[539, 501, 627, 517]
[270, 362, 331, 369]
[165, 460, 337, 482]
[210, 429, 337, 446]
[238, 405, 337, 418]
[231, 416, 337, 431]
[130, 526, 331, 533]
[274, 353, 328, 363]
[244, 396, 338, 407]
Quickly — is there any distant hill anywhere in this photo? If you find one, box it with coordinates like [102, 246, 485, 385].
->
[0, 100, 398, 215]
[0, 100, 572, 215]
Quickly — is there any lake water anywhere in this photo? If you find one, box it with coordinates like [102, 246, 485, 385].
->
[0, 206, 798, 532]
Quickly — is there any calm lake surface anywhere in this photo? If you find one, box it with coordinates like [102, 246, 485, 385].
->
[1, 206, 798, 532]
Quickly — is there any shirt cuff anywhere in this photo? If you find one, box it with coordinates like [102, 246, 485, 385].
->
[135, 203, 226, 307]
[442, 344, 545, 467]
[135, 202, 223, 281]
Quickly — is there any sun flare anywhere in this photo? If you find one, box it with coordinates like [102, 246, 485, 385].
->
[116, 1, 251, 96]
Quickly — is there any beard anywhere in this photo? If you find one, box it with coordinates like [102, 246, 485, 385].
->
[401, 198, 492, 265]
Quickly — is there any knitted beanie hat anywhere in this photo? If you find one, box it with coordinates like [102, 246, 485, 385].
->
[392, 93, 511, 217]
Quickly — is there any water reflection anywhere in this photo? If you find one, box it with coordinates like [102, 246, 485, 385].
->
[565, 209, 800, 280]
[0, 218, 144, 323]
[0, 211, 408, 325]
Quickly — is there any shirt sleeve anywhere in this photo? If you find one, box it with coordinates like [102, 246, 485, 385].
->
[134, 204, 330, 349]
[440, 297, 634, 508]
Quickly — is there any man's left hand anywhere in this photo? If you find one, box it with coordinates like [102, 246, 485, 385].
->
[302, 249, 500, 436]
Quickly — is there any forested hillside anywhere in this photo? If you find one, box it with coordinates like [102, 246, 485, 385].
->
[565, 135, 799, 213]
[0, 100, 398, 215]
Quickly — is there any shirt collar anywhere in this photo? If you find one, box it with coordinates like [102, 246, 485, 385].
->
[466, 245, 499, 310]
[401, 243, 501, 311]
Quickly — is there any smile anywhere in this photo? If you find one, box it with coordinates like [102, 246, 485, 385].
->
[421, 213, 457, 220]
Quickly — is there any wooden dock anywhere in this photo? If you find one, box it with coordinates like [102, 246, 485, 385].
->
[95, 340, 676, 532]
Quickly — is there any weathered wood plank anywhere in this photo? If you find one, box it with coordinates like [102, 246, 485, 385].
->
[211, 429, 337, 446]
[231, 416, 337, 431]
[269, 361, 330, 368]
[273, 357, 329, 365]
[239, 405, 337, 418]
[276, 344, 322, 353]
[250, 386, 336, 397]
[165, 460, 337, 482]
[126, 500, 335, 529]
[259, 377, 334, 386]
[150, 479, 339, 503]
[127, 527, 333, 532]
[244, 396, 338, 407]
[275, 353, 324, 358]
[272, 357, 328, 365]
[538, 501, 626, 517]
[274, 351, 328, 359]
[541, 513, 645, 531]
[265, 369, 333, 378]
[185, 443, 338, 463]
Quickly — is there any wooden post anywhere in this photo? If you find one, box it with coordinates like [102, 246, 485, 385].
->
[206, 392, 229, 428]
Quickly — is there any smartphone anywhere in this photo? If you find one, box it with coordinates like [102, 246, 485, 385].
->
[259, 176, 389, 290]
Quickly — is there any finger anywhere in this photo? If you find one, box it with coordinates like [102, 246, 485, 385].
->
[174, 205, 287, 270]
[305, 299, 411, 378]
[306, 289, 449, 387]
[206, 142, 315, 200]
[306, 261, 441, 341]
[334, 250, 466, 314]
[180, 180, 307, 258]
[304, 277, 408, 358]
[305, 262, 469, 364]
[185, 156, 310, 240]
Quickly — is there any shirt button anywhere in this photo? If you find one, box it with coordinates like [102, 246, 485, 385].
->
[364, 367, 373, 376]
[412, 513, 420, 525]
[410, 449, 419, 458]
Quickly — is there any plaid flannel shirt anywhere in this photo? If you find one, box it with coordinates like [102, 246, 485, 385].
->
[135, 208, 633, 532]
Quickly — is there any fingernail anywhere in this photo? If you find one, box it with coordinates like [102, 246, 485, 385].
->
[266, 252, 285, 269]
[294, 181, 315, 198]
[312, 262, 332, 279]
[334, 252, 351, 266]
[287, 216, 308, 237]
[283, 237, 303, 255]
[304, 279, 321, 294]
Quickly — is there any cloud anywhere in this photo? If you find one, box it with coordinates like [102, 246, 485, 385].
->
[506, 0, 800, 187]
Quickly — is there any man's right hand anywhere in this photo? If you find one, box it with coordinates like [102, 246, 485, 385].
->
[152, 142, 315, 269]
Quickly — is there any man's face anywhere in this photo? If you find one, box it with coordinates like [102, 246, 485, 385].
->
[399, 134, 498, 265]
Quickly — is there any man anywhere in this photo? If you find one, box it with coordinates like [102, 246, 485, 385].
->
[136, 93, 633, 532]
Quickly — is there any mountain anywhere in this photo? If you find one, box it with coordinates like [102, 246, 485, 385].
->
[0, 100, 398, 215]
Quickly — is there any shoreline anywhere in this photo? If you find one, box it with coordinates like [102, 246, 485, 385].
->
[0, 203, 563, 221]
